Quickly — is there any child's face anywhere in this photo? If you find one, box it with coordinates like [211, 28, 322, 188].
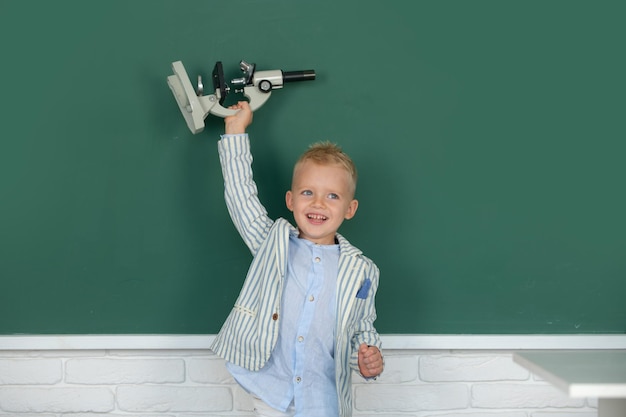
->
[286, 160, 358, 245]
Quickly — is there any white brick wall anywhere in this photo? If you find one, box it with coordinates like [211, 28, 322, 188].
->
[0, 349, 599, 416]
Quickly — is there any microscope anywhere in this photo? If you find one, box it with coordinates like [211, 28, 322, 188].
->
[167, 60, 315, 134]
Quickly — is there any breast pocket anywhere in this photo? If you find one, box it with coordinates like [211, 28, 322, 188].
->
[356, 278, 371, 299]
[346, 277, 371, 327]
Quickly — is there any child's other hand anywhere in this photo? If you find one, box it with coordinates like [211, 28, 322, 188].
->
[224, 101, 253, 134]
[358, 343, 384, 378]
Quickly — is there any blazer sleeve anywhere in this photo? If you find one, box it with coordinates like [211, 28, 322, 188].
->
[349, 260, 382, 375]
[218, 134, 274, 255]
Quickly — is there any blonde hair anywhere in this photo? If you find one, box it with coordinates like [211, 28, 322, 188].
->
[294, 141, 358, 195]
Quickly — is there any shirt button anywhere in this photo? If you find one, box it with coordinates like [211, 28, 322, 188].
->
[309, 295, 315, 302]
[272, 313, 279, 321]
[314, 257, 321, 263]
[298, 335, 304, 342]
[295, 376, 302, 383]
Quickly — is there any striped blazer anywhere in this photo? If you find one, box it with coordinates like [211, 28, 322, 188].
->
[210, 134, 381, 417]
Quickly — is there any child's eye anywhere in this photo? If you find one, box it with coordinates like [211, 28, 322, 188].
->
[328, 193, 339, 200]
[301, 190, 313, 196]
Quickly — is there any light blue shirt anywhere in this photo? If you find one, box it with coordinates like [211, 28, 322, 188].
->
[227, 230, 340, 416]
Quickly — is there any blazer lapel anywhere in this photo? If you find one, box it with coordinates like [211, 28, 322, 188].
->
[335, 234, 366, 331]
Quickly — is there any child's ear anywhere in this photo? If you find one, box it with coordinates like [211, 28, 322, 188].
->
[285, 190, 294, 211]
[344, 199, 358, 220]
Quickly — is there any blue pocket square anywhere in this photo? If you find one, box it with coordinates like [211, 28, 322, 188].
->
[356, 278, 371, 299]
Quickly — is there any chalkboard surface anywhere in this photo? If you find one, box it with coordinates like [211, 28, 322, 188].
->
[1, 1, 624, 334]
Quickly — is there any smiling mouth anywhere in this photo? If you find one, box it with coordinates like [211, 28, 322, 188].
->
[307, 214, 327, 221]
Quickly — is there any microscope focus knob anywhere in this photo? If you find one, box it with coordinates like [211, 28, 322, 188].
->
[259, 79, 273, 93]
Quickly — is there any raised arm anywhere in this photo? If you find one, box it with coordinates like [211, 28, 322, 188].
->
[218, 102, 274, 255]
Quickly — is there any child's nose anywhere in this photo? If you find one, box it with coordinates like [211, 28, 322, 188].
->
[312, 195, 325, 207]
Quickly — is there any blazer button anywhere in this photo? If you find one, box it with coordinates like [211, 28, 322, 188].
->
[272, 313, 279, 321]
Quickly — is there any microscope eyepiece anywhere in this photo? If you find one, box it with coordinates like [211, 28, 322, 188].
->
[282, 70, 316, 83]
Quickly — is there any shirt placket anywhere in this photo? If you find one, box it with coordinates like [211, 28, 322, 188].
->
[293, 245, 324, 395]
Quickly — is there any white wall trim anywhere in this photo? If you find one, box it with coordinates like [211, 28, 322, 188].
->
[1, 334, 625, 351]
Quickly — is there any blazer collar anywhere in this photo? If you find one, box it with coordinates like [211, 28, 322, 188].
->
[336, 233, 362, 258]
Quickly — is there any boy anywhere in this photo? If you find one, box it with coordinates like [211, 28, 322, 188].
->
[210, 102, 383, 417]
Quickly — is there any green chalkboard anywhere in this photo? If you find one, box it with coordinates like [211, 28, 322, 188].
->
[1, 0, 624, 334]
